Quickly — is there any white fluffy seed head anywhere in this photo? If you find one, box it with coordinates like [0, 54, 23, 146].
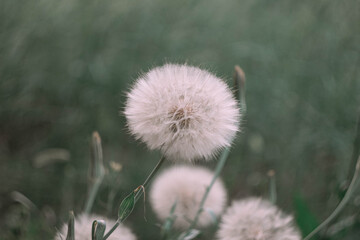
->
[217, 198, 301, 240]
[150, 165, 227, 229]
[54, 214, 137, 240]
[124, 64, 240, 162]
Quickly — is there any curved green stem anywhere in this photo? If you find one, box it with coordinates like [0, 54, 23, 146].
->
[304, 155, 360, 240]
[346, 112, 360, 185]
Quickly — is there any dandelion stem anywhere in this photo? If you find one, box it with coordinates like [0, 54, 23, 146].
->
[102, 220, 120, 240]
[234, 65, 246, 114]
[183, 148, 230, 235]
[135, 155, 166, 202]
[85, 132, 105, 214]
[102, 156, 166, 240]
[346, 112, 360, 185]
[85, 178, 103, 214]
[267, 170, 277, 204]
[304, 155, 360, 240]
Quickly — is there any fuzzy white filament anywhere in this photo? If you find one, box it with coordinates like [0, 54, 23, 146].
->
[150, 165, 227, 229]
[54, 214, 137, 240]
[125, 64, 240, 161]
[217, 198, 301, 240]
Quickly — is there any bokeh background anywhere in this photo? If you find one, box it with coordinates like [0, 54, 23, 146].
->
[1, 0, 360, 239]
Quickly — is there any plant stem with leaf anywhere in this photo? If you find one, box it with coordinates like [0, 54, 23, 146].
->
[102, 156, 166, 240]
[304, 155, 360, 240]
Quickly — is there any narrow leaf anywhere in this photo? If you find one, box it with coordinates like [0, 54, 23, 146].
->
[92, 220, 106, 240]
[118, 191, 136, 222]
[267, 170, 277, 204]
[294, 193, 319, 239]
[66, 211, 75, 240]
[89, 131, 105, 181]
[233, 65, 246, 113]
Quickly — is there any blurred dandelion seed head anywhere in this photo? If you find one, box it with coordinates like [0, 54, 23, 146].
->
[124, 64, 240, 161]
[150, 165, 227, 229]
[54, 214, 137, 240]
[217, 198, 301, 240]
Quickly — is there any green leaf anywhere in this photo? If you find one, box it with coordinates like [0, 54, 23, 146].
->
[118, 191, 136, 222]
[89, 131, 105, 181]
[85, 131, 105, 214]
[92, 220, 106, 240]
[294, 193, 319, 239]
[66, 211, 75, 240]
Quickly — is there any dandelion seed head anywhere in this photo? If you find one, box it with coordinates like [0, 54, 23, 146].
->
[125, 64, 240, 161]
[54, 214, 137, 240]
[217, 198, 301, 240]
[150, 165, 227, 229]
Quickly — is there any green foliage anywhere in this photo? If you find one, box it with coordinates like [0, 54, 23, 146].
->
[91, 220, 106, 240]
[117, 191, 136, 222]
[0, 0, 359, 239]
[294, 194, 319, 239]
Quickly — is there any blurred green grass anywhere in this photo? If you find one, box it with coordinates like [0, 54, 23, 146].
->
[0, 0, 359, 239]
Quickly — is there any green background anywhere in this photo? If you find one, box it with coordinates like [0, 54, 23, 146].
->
[0, 0, 359, 239]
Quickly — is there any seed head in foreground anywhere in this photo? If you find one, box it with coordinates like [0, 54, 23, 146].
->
[54, 214, 137, 240]
[150, 165, 227, 229]
[217, 198, 301, 240]
[125, 64, 240, 161]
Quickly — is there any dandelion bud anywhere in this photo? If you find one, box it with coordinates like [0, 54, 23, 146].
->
[125, 64, 240, 161]
[150, 166, 227, 229]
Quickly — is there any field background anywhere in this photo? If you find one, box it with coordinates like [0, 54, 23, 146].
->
[1, 0, 360, 239]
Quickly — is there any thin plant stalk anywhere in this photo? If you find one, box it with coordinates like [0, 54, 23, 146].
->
[267, 170, 277, 204]
[234, 65, 246, 114]
[85, 132, 105, 214]
[85, 178, 103, 214]
[304, 155, 360, 240]
[102, 220, 120, 240]
[102, 156, 166, 240]
[135, 155, 166, 202]
[185, 148, 230, 233]
[346, 112, 360, 185]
